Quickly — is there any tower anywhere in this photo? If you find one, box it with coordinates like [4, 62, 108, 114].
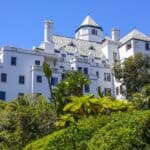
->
[75, 16, 103, 43]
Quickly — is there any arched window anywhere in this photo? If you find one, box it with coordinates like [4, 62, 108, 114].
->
[91, 29, 97, 35]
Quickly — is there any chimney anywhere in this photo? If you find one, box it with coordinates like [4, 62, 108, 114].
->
[112, 28, 120, 42]
[44, 20, 53, 42]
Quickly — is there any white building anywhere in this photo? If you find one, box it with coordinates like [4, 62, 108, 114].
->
[0, 16, 150, 101]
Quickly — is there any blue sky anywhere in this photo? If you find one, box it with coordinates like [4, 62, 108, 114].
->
[0, 0, 150, 48]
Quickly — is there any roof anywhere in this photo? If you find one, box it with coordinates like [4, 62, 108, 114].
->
[53, 35, 104, 58]
[120, 29, 150, 44]
[75, 16, 103, 33]
[81, 15, 99, 27]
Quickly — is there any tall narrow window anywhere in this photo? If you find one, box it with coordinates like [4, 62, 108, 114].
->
[126, 42, 132, 50]
[51, 77, 58, 86]
[84, 68, 88, 75]
[78, 67, 82, 72]
[145, 42, 150, 50]
[1, 73, 7, 82]
[104, 73, 111, 82]
[91, 29, 97, 35]
[11, 57, 17, 66]
[0, 91, 6, 100]
[84, 84, 90, 93]
[19, 75, 25, 84]
[113, 52, 117, 61]
[104, 88, 111, 96]
[96, 71, 99, 78]
[116, 87, 119, 95]
[36, 75, 42, 83]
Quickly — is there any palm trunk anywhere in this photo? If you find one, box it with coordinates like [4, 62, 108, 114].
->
[47, 79, 56, 109]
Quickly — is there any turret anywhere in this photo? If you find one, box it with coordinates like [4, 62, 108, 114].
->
[75, 16, 103, 43]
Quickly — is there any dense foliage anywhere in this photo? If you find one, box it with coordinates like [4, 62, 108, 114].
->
[0, 95, 56, 150]
[24, 110, 150, 150]
[53, 71, 90, 115]
[0, 64, 150, 150]
[113, 53, 150, 97]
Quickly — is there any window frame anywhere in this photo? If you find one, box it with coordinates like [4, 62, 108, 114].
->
[11, 56, 17, 66]
[19, 75, 25, 84]
[0, 91, 6, 100]
[35, 60, 41, 66]
[1, 73, 7, 83]
[36, 75, 42, 83]
[104, 73, 111, 82]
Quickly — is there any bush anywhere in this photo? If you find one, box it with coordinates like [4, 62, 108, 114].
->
[0, 95, 57, 150]
[24, 110, 150, 150]
[24, 115, 111, 150]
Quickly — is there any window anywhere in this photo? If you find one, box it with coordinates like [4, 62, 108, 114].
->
[96, 71, 99, 78]
[116, 87, 119, 95]
[104, 88, 111, 96]
[78, 58, 82, 62]
[102, 60, 106, 65]
[126, 43, 132, 50]
[89, 46, 95, 50]
[61, 73, 65, 80]
[35, 93, 42, 98]
[1, 73, 7, 82]
[0, 91, 6, 100]
[145, 42, 150, 50]
[84, 68, 88, 75]
[51, 77, 58, 86]
[84, 84, 90, 93]
[104, 73, 111, 82]
[67, 52, 74, 56]
[78, 67, 82, 72]
[61, 54, 66, 57]
[36, 75, 42, 83]
[35, 60, 40, 66]
[68, 42, 76, 47]
[55, 50, 60, 53]
[19, 75, 25, 84]
[18, 93, 24, 97]
[113, 52, 117, 61]
[60, 66, 64, 69]
[11, 57, 17, 65]
[91, 29, 97, 35]
[120, 85, 124, 94]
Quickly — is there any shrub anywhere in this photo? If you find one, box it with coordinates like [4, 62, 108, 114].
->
[24, 110, 150, 150]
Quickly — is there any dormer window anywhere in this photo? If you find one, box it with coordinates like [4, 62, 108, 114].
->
[91, 29, 97, 35]
[61, 54, 66, 57]
[89, 45, 95, 50]
[126, 42, 132, 50]
[68, 41, 76, 47]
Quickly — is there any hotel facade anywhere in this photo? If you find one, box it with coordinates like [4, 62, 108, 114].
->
[0, 16, 150, 101]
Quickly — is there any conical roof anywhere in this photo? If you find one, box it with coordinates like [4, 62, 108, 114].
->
[75, 16, 103, 33]
[81, 16, 99, 27]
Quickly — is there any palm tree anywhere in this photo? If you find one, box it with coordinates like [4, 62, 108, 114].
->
[42, 61, 56, 108]
[63, 95, 100, 118]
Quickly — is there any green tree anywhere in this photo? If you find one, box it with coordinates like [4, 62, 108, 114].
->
[42, 61, 56, 107]
[131, 84, 150, 109]
[0, 95, 57, 150]
[53, 71, 91, 115]
[113, 53, 150, 97]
